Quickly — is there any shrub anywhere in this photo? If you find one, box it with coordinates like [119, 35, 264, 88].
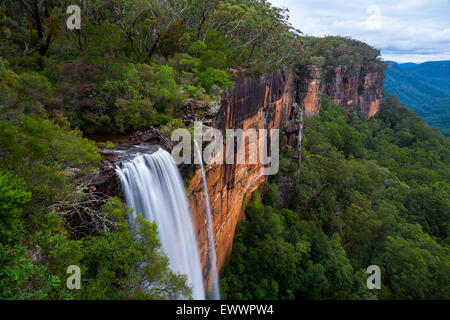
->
[199, 68, 232, 93]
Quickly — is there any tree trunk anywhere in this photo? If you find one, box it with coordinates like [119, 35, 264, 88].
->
[148, 33, 161, 57]
[28, 13, 33, 49]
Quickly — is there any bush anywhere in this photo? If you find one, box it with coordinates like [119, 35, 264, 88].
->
[200, 68, 232, 93]
[0, 171, 30, 244]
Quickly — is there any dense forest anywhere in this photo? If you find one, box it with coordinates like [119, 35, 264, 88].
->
[0, 0, 304, 299]
[385, 61, 450, 136]
[222, 96, 449, 299]
[0, 0, 448, 300]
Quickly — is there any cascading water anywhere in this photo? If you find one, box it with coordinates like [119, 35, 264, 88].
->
[194, 140, 220, 300]
[116, 148, 205, 300]
[298, 107, 304, 159]
[297, 107, 304, 175]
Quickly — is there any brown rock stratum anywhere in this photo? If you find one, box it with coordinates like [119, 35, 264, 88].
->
[187, 65, 384, 289]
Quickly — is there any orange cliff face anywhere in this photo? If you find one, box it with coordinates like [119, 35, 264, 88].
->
[359, 72, 383, 117]
[187, 65, 384, 289]
[187, 69, 297, 289]
[90, 63, 384, 293]
[324, 66, 384, 118]
[297, 66, 322, 115]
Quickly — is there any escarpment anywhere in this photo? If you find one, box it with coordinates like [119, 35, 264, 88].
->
[187, 63, 384, 287]
[323, 65, 384, 117]
[90, 62, 384, 290]
[187, 69, 297, 288]
[297, 65, 322, 115]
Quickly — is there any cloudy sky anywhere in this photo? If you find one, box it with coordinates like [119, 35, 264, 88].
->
[269, 0, 450, 63]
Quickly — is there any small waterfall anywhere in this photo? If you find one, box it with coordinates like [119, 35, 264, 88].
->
[116, 148, 205, 300]
[194, 140, 220, 300]
[297, 106, 304, 174]
[298, 107, 304, 158]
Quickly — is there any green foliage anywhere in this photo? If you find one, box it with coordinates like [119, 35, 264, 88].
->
[0, 59, 192, 300]
[161, 118, 186, 137]
[151, 64, 187, 112]
[0, 242, 63, 300]
[188, 40, 207, 57]
[76, 210, 192, 300]
[114, 98, 158, 133]
[200, 68, 232, 93]
[223, 95, 449, 300]
[0, 171, 63, 300]
[385, 62, 450, 135]
[305, 36, 384, 74]
[1, 194, 192, 300]
[0, 116, 100, 205]
[260, 182, 282, 208]
[0, 65, 56, 117]
[0, 172, 31, 244]
[222, 194, 370, 300]
[0, 0, 307, 134]
[157, 18, 190, 57]
[377, 224, 449, 299]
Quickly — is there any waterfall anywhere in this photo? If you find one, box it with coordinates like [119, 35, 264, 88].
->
[297, 106, 304, 174]
[194, 140, 220, 300]
[298, 107, 304, 158]
[116, 148, 205, 300]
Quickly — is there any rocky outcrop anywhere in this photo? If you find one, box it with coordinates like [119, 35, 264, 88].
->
[188, 63, 384, 288]
[88, 161, 121, 197]
[324, 65, 384, 118]
[358, 72, 383, 117]
[187, 69, 297, 289]
[88, 61, 385, 291]
[297, 66, 322, 115]
[130, 127, 173, 150]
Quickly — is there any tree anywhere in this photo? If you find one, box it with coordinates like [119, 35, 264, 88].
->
[16, 0, 58, 55]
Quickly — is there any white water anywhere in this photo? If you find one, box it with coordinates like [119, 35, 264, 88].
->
[116, 148, 205, 300]
[298, 107, 304, 160]
[194, 141, 220, 300]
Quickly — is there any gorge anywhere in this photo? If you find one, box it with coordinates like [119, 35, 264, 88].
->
[100, 61, 385, 294]
[187, 63, 385, 288]
[2, 0, 448, 301]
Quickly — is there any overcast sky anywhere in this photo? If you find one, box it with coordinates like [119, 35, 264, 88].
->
[269, 0, 450, 63]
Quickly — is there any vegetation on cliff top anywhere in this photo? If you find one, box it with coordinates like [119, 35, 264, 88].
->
[0, 0, 303, 300]
[0, 0, 447, 300]
[0, 0, 303, 134]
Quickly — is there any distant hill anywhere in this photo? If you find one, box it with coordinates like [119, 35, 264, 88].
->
[385, 61, 450, 135]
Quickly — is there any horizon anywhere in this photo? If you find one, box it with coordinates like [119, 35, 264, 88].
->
[270, 0, 450, 64]
[383, 59, 450, 64]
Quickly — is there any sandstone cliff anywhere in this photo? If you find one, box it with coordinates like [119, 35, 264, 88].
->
[323, 65, 384, 117]
[187, 69, 296, 289]
[188, 64, 384, 289]
[91, 62, 385, 291]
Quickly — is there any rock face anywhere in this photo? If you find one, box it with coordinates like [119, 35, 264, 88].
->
[89, 62, 384, 292]
[358, 72, 384, 117]
[187, 69, 296, 289]
[324, 65, 384, 117]
[187, 64, 384, 288]
[89, 160, 121, 198]
[297, 66, 322, 115]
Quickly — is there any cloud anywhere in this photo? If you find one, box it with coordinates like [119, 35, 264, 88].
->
[432, 28, 450, 41]
[269, 0, 450, 62]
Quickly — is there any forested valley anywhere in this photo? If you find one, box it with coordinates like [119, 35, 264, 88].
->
[0, 0, 448, 300]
